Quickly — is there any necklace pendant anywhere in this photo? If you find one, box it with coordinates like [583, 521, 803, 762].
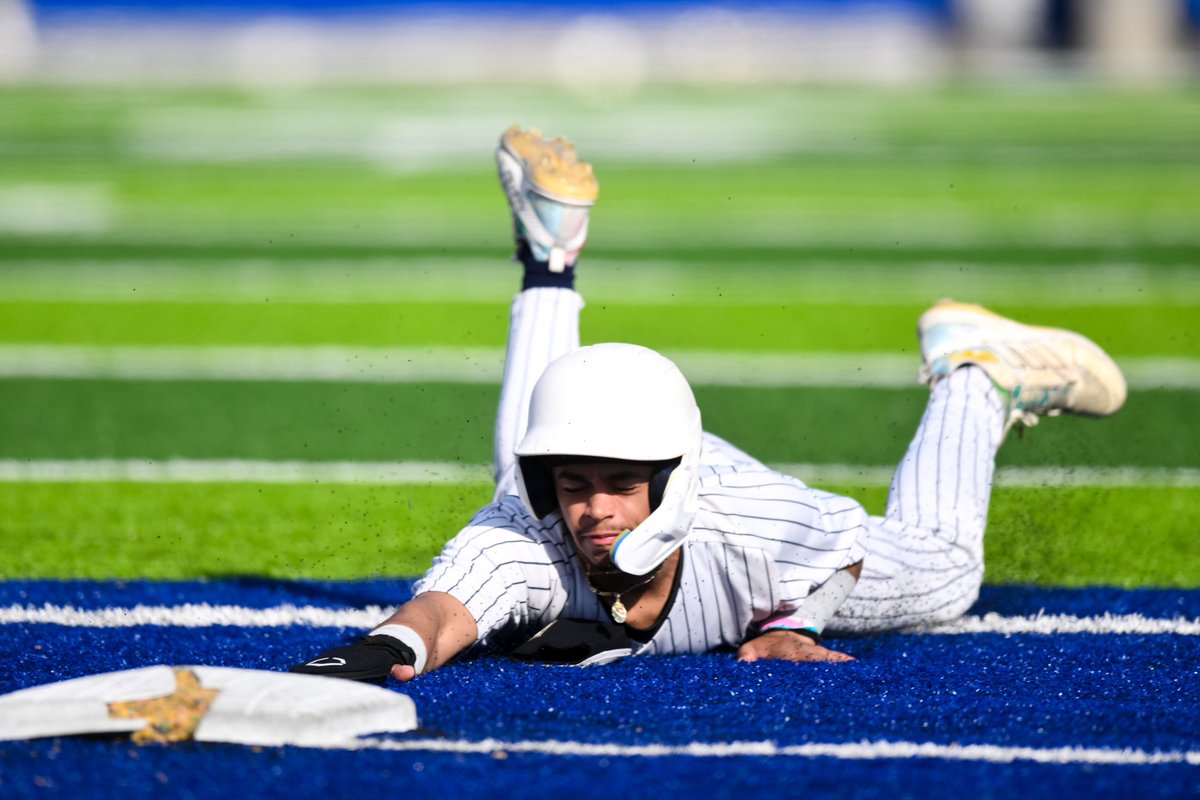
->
[610, 599, 628, 624]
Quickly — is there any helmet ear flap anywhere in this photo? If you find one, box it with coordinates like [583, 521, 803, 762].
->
[517, 456, 558, 519]
[648, 457, 682, 511]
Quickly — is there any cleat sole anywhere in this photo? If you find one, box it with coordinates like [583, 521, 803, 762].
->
[500, 125, 598, 205]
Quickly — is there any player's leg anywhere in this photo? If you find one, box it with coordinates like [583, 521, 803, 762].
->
[831, 365, 1005, 632]
[832, 300, 1126, 633]
[493, 287, 583, 496]
[492, 127, 598, 497]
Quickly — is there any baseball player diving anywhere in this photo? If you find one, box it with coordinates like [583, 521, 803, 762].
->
[292, 127, 1127, 683]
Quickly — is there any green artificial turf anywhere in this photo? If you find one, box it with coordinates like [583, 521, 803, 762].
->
[2, 85, 1199, 250]
[0, 379, 1194, 468]
[2, 482, 493, 580]
[0, 299, 1194, 356]
[1, 84, 1196, 591]
[846, 485, 1200, 589]
[3, 482, 1196, 587]
[983, 487, 1200, 588]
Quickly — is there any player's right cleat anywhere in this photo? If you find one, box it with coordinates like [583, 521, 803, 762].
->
[917, 300, 1127, 435]
[496, 125, 598, 273]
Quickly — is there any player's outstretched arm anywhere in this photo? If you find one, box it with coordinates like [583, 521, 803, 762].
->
[737, 561, 862, 665]
[290, 591, 478, 684]
[380, 591, 479, 682]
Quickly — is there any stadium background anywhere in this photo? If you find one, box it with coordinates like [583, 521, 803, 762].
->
[1, 1, 1199, 797]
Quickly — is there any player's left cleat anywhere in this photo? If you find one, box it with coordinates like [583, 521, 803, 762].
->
[496, 125, 598, 273]
[917, 299, 1127, 434]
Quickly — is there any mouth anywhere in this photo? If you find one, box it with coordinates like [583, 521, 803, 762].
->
[584, 531, 623, 547]
[579, 527, 632, 555]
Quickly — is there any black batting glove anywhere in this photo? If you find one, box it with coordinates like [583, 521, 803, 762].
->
[290, 634, 416, 685]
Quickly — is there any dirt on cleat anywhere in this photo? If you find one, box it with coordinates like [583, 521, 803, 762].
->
[501, 125, 598, 205]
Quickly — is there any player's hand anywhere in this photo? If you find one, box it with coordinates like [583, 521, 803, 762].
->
[290, 634, 416, 685]
[737, 630, 854, 664]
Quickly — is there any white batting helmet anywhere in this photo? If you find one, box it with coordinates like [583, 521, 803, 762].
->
[514, 343, 703, 576]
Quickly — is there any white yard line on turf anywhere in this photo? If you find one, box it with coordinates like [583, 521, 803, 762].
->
[771, 464, 1200, 490]
[341, 736, 1200, 766]
[0, 603, 393, 628]
[2, 603, 1198, 635]
[5, 261, 1199, 307]
[0, 345, 1197, 389]
[0, 459, 493, 484]
[1, 459, 1197, 488]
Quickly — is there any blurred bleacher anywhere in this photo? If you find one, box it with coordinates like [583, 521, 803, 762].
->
[1, 0, 1197, 85]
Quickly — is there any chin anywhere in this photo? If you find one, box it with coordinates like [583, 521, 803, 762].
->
[585, 551, 613, 569]
[575, 545, 614, 570]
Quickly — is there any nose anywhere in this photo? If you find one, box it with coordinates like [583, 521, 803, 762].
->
[583, 490, 617, 522]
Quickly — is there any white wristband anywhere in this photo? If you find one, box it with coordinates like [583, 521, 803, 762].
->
[370, 624, 428, 675]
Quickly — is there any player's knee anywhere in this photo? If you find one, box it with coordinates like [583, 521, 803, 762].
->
[930, 583, 981, 624]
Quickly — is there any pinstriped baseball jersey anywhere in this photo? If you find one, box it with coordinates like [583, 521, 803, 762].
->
[414, 432, 867, 654]
[424, 285, 1009, 650]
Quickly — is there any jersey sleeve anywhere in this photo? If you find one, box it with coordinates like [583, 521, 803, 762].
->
[696, 468, 868, 612]
[412, 496, 572, 647]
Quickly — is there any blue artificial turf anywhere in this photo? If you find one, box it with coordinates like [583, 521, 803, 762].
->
[0, 577, 416, 612]
[4, 623, 1197, 751]
[2, 580, 1199, 799]
[3, 579, 1197, 617]
[3, 740, 1198, 800]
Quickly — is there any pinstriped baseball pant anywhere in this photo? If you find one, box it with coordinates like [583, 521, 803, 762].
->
[492, 287, 1008, 634]
[831, 365, 1007, 633]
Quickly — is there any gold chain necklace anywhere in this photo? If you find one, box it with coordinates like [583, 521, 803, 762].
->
[586, 570, 657, 624]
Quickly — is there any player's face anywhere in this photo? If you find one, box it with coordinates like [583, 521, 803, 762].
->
[552, 461, 655, 567]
